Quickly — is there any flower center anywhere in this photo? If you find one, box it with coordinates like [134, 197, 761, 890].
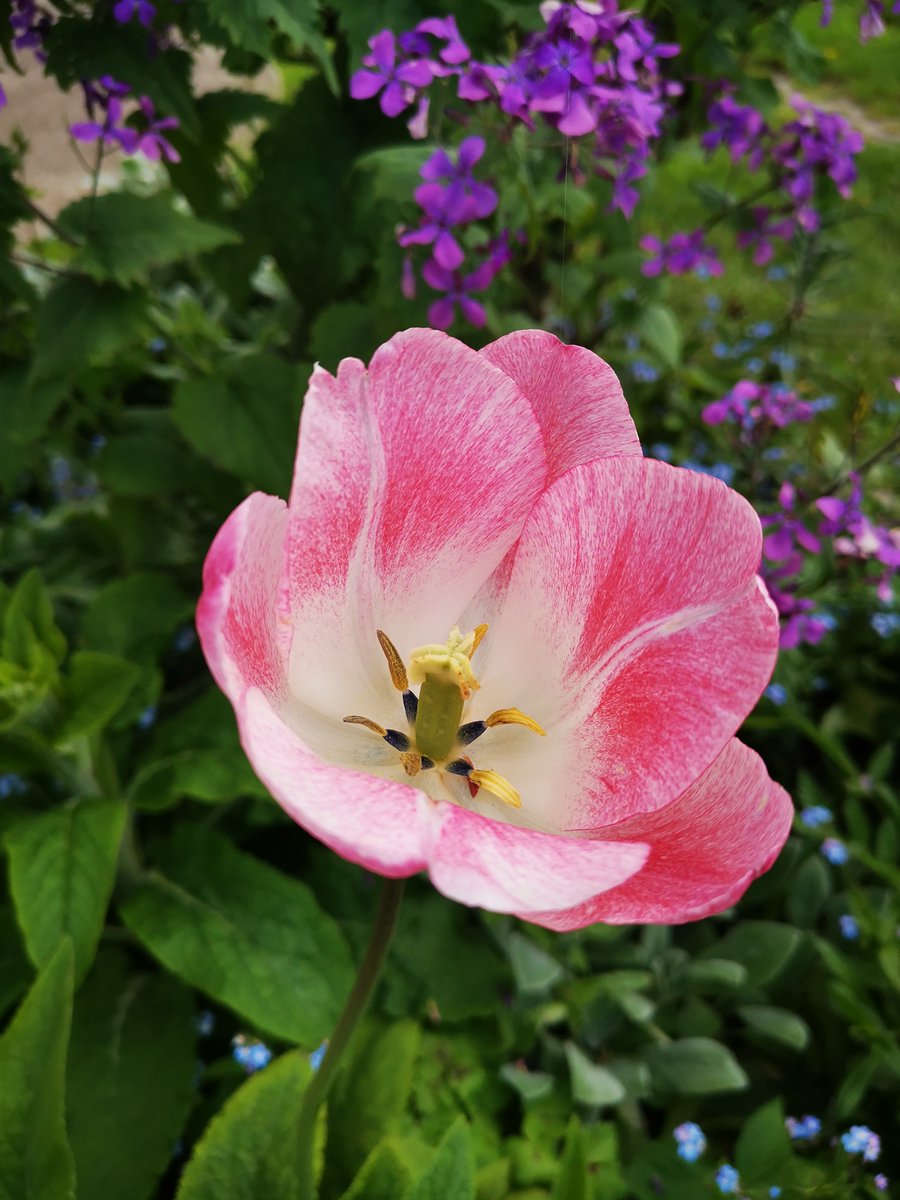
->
[343, 625, 544, 809]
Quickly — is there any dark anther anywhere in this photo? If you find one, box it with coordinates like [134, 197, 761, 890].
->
[456, 720, 486, 746]
[420, 756, 436, 771]
[445, 758, 474, 777]
[383, 729, 411, 751]
[402, 689, 418, 724]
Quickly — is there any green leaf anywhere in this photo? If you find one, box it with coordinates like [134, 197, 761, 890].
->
[0, 907, 32, 1019]
[564, 1042, 626, 1107]
[82, 573, 192, 662]
[733, 1099, 792, 1187]
[644, 1037, 748, 1096]
[66, 949, 197, 1200]
[551, 1117, 588, 1200]
[704, 922, 802, 988]
[26, 279, 148, 400]
[177, 1050, 312, 1200]
[683, 959, 748, 991]
[56, 652, 144, 743]
[203, 0, 337, 90]
[323, 1019, 421, 1196]
[120, 827, 354, 1043]
[172, 355, 303, 494]
[58, 193, 238, 286]
[499, 1063, 555, 1103]
[0, 939, 76, 1200]
[786, 856, 832, 928]
[6, 798, 125, 984]
[509, 932, 564, 996]
[339, 1139, 415, 1200]
[2, 569, 66, 666]
[737, 1005, 810, 1052]
[408, 1119, 475, 1200]
[638, 304, 682, 369]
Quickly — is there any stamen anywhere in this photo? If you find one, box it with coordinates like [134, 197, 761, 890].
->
[398, 751, 435, 776]
[469, 623, 489, 655]
[377, 630, 409, 691]
[469, 768, 522, 809]
[455, 720, 486, 746]
[383, 729, 411, 751]
[343, 715, 387, 736]
[484, 708, 545, 736]
[402, 689, 418, 724]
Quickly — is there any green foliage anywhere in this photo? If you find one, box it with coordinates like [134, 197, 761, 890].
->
[0, 939, 75, 1200]
[407, 1119, 476, 1200]
[120, 827, 355, 1043]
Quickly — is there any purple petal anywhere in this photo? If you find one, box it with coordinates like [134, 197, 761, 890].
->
[350, 70, 384, 100]
[433, 229, 464, 271]
[428, 297, 456, 329]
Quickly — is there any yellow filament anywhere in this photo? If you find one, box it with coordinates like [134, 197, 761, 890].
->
[469, 768, 522, 809]
[377, 630, 409, 691]
[469, 623, 489, 656]
[399, 751, 423, 777]
[484, 708, 545, 736]
[343, 715, 387, 736]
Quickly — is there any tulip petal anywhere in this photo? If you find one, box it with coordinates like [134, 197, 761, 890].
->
[428, 803, 648, 916]
[479, 330, 641, 483]
[237, 689, 433, 876]
[529, 739, 793, 929]
[284, 328, 548, 726]
[474, 457, 778, 831]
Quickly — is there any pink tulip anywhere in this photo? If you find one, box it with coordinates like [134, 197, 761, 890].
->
[198, 329, 792, 929]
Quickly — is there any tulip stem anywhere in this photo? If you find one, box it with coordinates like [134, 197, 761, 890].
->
[296, 875, 405, 1198]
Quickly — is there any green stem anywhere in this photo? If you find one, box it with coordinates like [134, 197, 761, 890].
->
[296, 876, 405, 1198]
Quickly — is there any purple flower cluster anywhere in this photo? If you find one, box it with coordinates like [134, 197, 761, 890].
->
[640, 230, 723, 278]
[10, 0, 52, 62]
[817, 474, 900, 603]
[72, 79, 180, 163]
[703, 91, 864, 265]
[703, 380, 814, 433]
[821, 0, 900, 40]
[398, 138, 512, 328]
[113, 0, 157, 26]
[352, 2, 681, 217]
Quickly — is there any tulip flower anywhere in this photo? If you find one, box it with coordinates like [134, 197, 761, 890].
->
[198, 329, 792, 929]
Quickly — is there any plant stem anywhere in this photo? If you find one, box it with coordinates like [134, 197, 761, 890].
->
[296, 876, 405, 1199]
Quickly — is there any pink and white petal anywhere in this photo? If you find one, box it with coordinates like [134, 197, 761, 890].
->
[197, 492, 292, 703]
[428, 802, 648, 917]
[528, 739, 793, 929]
[285, 329, 548, 726]
[479, 330, 641, 482]
[238, 688, 435, 877]
[473, 458, 778, 829]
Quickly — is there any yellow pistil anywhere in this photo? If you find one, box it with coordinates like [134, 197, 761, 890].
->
[409, 626, 483, 762]
[408, 625, 482, 699]
[469, 768, 522, 809]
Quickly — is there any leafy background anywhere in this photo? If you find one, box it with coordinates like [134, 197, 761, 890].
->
[1, 1, 898, 1198]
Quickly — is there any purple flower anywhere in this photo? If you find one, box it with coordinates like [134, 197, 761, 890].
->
[420, 137, 497, 221]
[874, 1174, 889, 1191]
[762, 482, 822, 561]
[702, 93, 769, 169]
[860, 0, 886, 38]
[703, 380, 814, 432]
[10, 0, 53, 60]
[421, 233, 513, 329]
[399, 184, 467, 270]
[117, 96, 180, 162]
[349, 29, 434, 117]
[640, 230, 723, 278]
[113, 0, 156, 26]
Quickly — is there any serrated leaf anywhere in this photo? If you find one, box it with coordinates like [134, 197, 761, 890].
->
[66, 949, 197, 1200]
[565, 1042, 626, 1107]
[120, 827, 354, 1043]
[58, 193, 238, 285]
[172, 355, 303, 494]
[339, 1139, 415, 1200]
[644, 1037, 748, 1096]
[56, 652, 144, 743]
[0, 939, 76, 1200]
[734, 1099, 792, 1186]
[203, 0, 336, 90]
[408, 1119, 475, 1200]
[6, 798, 125, 984]
[737, 1005, 810, 1051]
[177, 1050, 313, 1200]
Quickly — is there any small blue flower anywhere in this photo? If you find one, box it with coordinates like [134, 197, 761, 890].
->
[673, 1121, 706, 1163]
[196, 1010, 215, 1037]
[749, 320, 775, 338]
[709, 462, 735, 484]
[746, 357, 764, 373]
[839, 914, 860, 940]
[767, 264, 788, 280]
[632, 360, 660, 383]
[624, 333, 639, 351]
[712, 342, 731, 359]
[0, 773, 28, 799]
[811, 394, 836, 411]
[786, 1114, 821, 1140]
[173, 626, 197, 653]
[232, 1036, 272, 1073]
[874, 1173, 888, 1191]
[762, 447, 784, 460]
[764, 683, 787, 706]
[136, 705, 158, 731]
[715, 1164, 740, 1194]
[769, 1188, 782, 1198]
[770, 348, 796, 372]
[734, 338, 753, 356]
[800, 805, 832, 827]
[148, 336, 168, 354]
[872, 613, 900, 638]
[841, 1125, 880, 1162]
[705, 294, 722, 312]
[821, 838, 850, 865]
[309, 1040, 328, 1072]
[650, 443, 673, 462]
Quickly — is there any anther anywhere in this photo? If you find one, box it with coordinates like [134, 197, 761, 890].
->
[469, 768, 522, 809]
[343, 715, 388, 736]
[399, 751, 436, 777]
[402, 690, 418, 724]
[484, 708, 545, 736]
[470, 623, 489, 655]
[377, 630, 409, 691]
[455, 721, 486, 746]
[383, 729, 411, 751]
